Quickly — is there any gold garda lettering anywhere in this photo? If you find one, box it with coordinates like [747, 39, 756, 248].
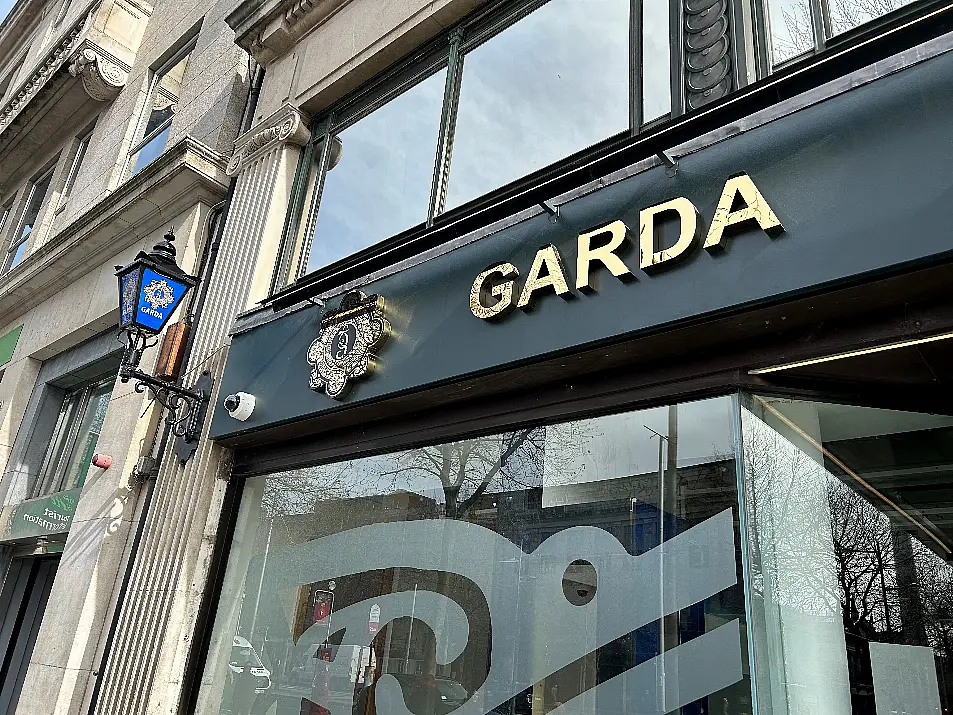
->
[470, 262, 520, 320]
[517, 245, 571, 310]
[576, 220, 633, 291]
[704, 173, 784, 252]
[639, 196, 702, 273]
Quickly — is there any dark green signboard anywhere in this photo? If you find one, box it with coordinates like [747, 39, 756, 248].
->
[3, 488, 81, 541]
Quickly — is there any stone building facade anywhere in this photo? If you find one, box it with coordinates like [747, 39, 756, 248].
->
[0, 0, 248, 710]
[0, 0, 952, 713]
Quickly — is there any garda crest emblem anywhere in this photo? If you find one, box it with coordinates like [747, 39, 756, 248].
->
[307, 291, 390, 400]
[143, 279, 176, 310]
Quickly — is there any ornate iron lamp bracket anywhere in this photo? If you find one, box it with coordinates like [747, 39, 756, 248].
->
[118, 327, 212, 442]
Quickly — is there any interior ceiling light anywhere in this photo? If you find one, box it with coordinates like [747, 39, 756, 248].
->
[749, 330, 953, 374]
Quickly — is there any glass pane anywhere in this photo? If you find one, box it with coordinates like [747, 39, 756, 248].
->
[445, 0, 629, 209]
[131, 125, 171, 175]
[16, 170, 54, 245]
[35, 390, 84, 497]
[643, 1, 672, 123]
[827, 0, 917, 37]
[765, 0, 816, 65]
[60, 381, 112, 491]
[196, 396, 754, 715]
[741, 395, 953, 715]
[142, 52, 190, 140]
[62, 134, 91, 200]
[305, 69, 447, 273]
[7, 239, 27, 270]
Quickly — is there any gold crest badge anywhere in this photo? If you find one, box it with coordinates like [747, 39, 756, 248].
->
[307, 291, 390, 399]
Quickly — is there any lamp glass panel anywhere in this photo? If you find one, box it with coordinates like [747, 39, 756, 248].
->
[119, 269, 141, 327]
[135, 267, 189, 333]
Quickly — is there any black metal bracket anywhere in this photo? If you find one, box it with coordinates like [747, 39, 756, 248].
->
[539, 200, 559, 222]
[118, 328, 212, 448]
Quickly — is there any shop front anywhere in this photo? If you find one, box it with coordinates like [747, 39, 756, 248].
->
[190, 30, 953, 715]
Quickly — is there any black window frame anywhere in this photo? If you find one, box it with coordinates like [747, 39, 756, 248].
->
[3, 165, 55, 274]
[269, 0, 949, 301]
[126, 40, 196, 177]
[32, 375, 114, 498]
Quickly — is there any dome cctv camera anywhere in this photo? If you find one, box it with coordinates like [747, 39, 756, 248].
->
[223, 392, 255, 421]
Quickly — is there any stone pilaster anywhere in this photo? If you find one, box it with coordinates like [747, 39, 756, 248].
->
[91, 104, 310, 715]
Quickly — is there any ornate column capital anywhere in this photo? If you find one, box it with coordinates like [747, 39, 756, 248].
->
[227, 103, 311, 175]
[68, 42, 128, 102]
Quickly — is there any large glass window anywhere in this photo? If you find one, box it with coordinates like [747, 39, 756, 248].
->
[196, 396, 752, 715]
[197, 391, 953, 715]
[304, 69, 448, 273]
[765, 0, 922, 66]
[286, 0, 669, 283]
[444, 0, 629, 209]
[33, 378, 112, 496]
[741, 395, 953, 715]
[128, 45, 192, 176]
[5, 168, 54, 273]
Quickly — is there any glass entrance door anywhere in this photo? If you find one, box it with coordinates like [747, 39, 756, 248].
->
[741, 395, 952, 715]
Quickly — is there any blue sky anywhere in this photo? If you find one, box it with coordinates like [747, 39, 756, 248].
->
[0, 0, 14, 26]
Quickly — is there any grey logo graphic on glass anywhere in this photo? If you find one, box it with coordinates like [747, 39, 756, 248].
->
[256, 508, 743, 715]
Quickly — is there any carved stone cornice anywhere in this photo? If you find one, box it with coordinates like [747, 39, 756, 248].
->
[0, 18, 87, 134]
[226, 103, 311, 175]
[227, 0, 350, 65]
[68, 41, 128, 101]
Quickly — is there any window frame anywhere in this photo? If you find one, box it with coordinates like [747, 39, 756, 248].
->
[4, 165, 55, 274]
[126, 41, 196, 177]
[53, 128, 93, 217]
[274, 0, 656, 291]
[31, 375, 113, 498]
[272, 0, 945, 297]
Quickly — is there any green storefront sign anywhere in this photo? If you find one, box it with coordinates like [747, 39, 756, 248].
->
[3, 488, 81, 541]
[0, 324, 22, 369]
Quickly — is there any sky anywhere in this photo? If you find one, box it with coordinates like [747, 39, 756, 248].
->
[0, 0, 15, 27]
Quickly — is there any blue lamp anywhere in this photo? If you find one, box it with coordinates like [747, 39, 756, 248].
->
[115, 229, 210, 450]
[116, 230, 197, 334]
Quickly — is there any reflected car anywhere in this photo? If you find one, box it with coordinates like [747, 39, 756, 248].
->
[228, 635, 272, 693]
[354, 675, 468, 715]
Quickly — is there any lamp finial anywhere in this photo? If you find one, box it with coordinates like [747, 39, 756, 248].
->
[151, 227, 177, 260]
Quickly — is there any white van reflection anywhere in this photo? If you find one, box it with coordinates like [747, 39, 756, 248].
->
[229, 635, 272, 694]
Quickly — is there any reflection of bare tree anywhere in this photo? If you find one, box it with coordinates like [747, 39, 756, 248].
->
[826, 478, 903, 639]
[261, 461, 370, 518]
[742, 405, 953, 679]
[770, 0, 913, 61]
[383, 424, 594, 518]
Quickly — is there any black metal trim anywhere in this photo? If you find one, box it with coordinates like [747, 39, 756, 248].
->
[177, 475, 244, 715]
[268, 0, 953, 310]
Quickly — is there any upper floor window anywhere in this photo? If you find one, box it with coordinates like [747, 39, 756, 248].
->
[282, 0, 645, 283]
[33, 376, 112, 497]
[5, 167, 54, 272]
[54, 130, 92, 216]
[128, 44, 193, 176]
[765, 0, 920, 66]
